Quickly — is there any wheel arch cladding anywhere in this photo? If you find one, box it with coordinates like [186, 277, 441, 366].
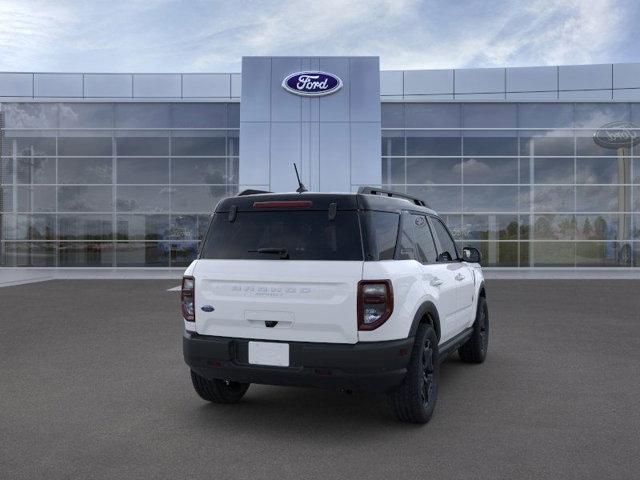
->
[479, 281, 486, 298]
[408, 302, 441, 342]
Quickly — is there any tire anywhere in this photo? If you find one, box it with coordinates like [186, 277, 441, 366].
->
[458, 296, 489, 364]
[190, 370, 250, 404]
[387, 323, 439, 424]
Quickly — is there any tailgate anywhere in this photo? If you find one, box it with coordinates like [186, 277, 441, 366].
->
[194, 259, 363, 344]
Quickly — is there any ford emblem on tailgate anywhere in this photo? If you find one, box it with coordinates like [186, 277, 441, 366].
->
[282, 71, 343, 97]
[201, 305, 215, 312]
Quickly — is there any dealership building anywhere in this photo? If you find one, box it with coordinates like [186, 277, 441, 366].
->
[1, 56, 640, 272]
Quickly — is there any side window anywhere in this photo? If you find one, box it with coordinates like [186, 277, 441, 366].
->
[364, 211, 400, 260]
[429, 217, 459, 262]
[412, 214, 438, 264]
[396, 213, 416, 260]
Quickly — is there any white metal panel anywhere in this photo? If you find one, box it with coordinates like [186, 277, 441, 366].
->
[84, 73, 132, 98]
[559, 64, 611, 91]
[455, 67, 504, 94]
[351, 122, 381, 186]
[349, 57, 380, 122]
[231, 73, 242, 98]
[319, 122, 350, 192]
[270, 57, 302, 122]
[613, 63, 640, 89]
[506, 66, 557, 92]
[558, 89, 612, 100]
[380, 70, 403, 96]
[404, 69, 453, 95]
[0, 73, 33, 97]
[506, 91, 558, 100]
[613, 89, 640, 101]
[270, 122, 302, 192]
[34, 73, 83, 97]
[239, 122, 270, 185]
[240, 57, 271, 122]
[319, 57, 350, 122]
[454, 93, 505, 100]
[133, 74, 181, 97]
[182, 74, 230, 98]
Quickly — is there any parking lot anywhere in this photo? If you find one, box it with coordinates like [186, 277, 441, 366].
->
[1, 279, 639, 479]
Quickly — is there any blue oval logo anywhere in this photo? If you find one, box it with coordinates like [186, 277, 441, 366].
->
[201, 305, 215, 312]
[282, 71, 343, 97]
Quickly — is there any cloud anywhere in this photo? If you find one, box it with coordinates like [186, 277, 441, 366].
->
[0, 0, 636, 72]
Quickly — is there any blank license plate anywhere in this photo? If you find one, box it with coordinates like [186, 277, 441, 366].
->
[248, 341, 289, 367]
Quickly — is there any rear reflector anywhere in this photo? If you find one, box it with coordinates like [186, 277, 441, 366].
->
[253, 200, 313, 209]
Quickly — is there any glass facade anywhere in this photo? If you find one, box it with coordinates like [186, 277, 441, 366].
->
[0, 102, 239, 267]
[383, 103, 640, 267]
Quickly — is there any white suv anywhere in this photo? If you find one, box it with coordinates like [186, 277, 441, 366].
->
[182, 187, 488, 423]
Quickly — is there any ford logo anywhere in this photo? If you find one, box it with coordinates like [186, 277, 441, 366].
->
[593, 121, 640, 149]
[282, 71, 343, 97]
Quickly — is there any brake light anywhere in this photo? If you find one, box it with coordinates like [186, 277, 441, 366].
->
[253, 200, 313, 209]
[357, 280, 393, 330]
[181, 276, 195, 322]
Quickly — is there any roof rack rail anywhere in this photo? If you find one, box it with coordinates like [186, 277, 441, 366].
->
[357, 186, 428, 208]
[238, 189, 272, 196]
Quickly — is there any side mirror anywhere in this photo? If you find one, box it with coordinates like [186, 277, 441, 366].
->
[462, 247, 482, 264]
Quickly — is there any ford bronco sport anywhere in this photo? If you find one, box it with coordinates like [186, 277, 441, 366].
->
[182, 187, 488, 423]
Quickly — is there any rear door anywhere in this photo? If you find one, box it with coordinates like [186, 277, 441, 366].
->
[194, 207, 364, 344]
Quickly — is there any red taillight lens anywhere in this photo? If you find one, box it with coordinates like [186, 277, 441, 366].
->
[181, 276, 195, 322]
[357, 280, 393, 331]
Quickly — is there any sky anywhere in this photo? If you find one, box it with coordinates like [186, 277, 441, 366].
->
[0, 0, 638, 73]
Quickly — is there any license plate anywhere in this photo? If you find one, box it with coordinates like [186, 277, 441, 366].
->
[248, 341, 289, 367]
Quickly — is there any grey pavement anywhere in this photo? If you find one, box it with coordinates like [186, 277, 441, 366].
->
[1, 280, 639, 479]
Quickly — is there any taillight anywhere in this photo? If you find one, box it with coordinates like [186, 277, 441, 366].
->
[357, 280, 393, 330]
[181, 276, 195, 322]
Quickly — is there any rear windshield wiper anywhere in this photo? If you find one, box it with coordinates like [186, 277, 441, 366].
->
[248, 247, 290, 259]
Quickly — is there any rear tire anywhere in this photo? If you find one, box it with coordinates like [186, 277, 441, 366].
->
[458, 296, 489, 363]
[387, 323, 438, 424]
[190, 370, 250, 404]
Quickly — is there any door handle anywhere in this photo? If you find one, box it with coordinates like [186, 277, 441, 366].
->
[430, 278, 443, 287]
[455, 273, 465, 281]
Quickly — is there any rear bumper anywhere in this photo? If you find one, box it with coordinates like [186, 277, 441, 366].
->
[183, 331, 414, 393]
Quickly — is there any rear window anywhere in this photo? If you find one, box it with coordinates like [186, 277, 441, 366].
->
[200, 210, 363, 261]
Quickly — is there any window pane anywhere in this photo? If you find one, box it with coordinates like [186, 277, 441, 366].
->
[1, 158, 12, 183]
[412, 215, 438, 263]
[58, 214, 113, 240]
[59, 242, 114, 267]
[10, 136, 56, 156]
[58, 137, 113, 156]
[406, 131, 461, 156]
[116, 186, 170, 213]
[576, 157, 628, 184]
[406, 104, 460, 128]
[58, 186, 113, 212]
[14, 214, 55, 240]
[228, 104, 240, 127]
[116, 158, 169, 184]
[171, 186, 226, 213]
[533, 215, 576, 240]
[382, 103, 404, 128]
[574, 103, 630, 128]
[462, 157, 517, 184]
[1, 186, 12, 211]
[460, 215, 518, 240]
[464, 186, 518, 212]
[58, 158, 112, 184]
[576, 242, 631, 267]
[17, 185, 56, 212]
[227, 130, 239, 157]
[3, 104, 58, 128]
[171, 134, 226, 156]
[534, 158, 574, 184]
[534, 186, 574, 212]
[16, 157, 56, 184]
[117, 214, 170, 240]
[116, 242, 170, 267]
[406, 158, 461, 184]
[464, 104, 517, 128]
[171, 158, 227, 184]
[381, 130, 404, 156]
[533, 242, 575, 266]
[464, 241, 518, 267]
[2, 242, 56, 267]
[576, 186, 628, 212]
[463, 135, 518, 156]
[382, 158, 405, 184]
[429, 217, 458, 260]
[576, 135, 623, 156]
[575, 214, 630, 241]
[116, 136, 168, 156]
[518, 104, 573, 129]
[406, 186, 461, 212]
[171, 242, 199, 267]
[520, 133, 574, 156]
[59, 103, 113, 128]
[170, 103, 227, 128]
[114, 104, 170, 128]
[169, 215, 199, 241]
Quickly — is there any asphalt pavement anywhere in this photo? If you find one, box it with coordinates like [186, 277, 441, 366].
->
[1, 279, 639, 479]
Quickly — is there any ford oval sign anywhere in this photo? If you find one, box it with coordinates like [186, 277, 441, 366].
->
[282, 71, 343, 97]
[593, 121, 640, 149]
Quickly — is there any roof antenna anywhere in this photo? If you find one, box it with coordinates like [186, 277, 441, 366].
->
[293, 163, 308, 193]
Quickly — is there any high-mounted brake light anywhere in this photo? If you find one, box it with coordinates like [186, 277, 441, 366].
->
[357, 280, 393, 331]
[181, 276, 195, 322]
[253, 200, 313, 209]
